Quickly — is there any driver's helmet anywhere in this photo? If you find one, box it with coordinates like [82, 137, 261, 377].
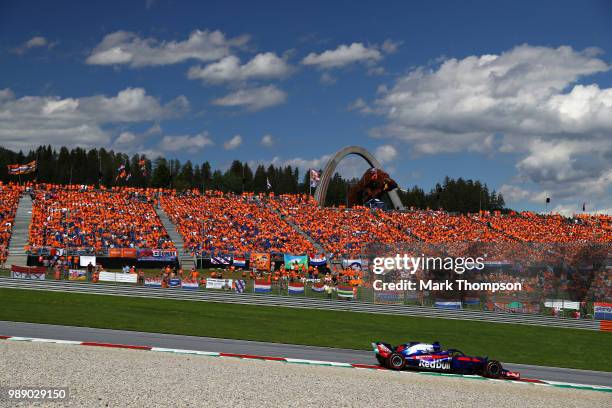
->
[432, 342, 441, 352]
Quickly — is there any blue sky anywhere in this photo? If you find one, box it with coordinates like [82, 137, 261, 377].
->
[1, 0, 611, 214]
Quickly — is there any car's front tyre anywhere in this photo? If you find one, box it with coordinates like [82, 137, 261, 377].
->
[484, 360, 503, 378]
[387, 353, 406, 370]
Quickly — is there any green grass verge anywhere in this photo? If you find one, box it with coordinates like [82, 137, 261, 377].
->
[0, 287, 610, 371]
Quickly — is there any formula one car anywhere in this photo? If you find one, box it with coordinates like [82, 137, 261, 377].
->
[372, 341, 520, 379]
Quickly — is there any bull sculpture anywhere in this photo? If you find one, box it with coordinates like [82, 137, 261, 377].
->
[347, 168, 399, 207]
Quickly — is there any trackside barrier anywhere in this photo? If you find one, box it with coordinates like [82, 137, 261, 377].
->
[0, 277, 601, 330]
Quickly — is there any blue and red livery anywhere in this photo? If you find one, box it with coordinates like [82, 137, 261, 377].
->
[372, 341, 520, 379]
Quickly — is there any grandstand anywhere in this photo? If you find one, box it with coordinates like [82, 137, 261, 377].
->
[0, 182, 608, 310]
[27, 184, 174, 253]
[160, 191, 315, 255]
[0, 183, 605, 259]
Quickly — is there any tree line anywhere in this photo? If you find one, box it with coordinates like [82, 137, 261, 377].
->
[0, 145, 505, 212]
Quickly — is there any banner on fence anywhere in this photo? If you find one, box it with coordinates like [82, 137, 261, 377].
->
[168, 278, 181, 287]
[206, 278, 233, 289]
[309, 255, 327, 267]
[10, 265, 46, 280]
[594, 302, 612, 320]
[137, 249, 177, 262]
[122, 248, 137, 258]
[211, 256, 231, 265]
[288, 282, 304, 294]
[464, 297, 481, 305]
[544, 299, 580, 310]
[312, 283, 325, 293]
[79, 256, 96, 267]
[337, 285, 354, 299]
[341, 259, 363, 271]
[284, 254, 307, 270]
[181, 280, 199, 289]
[252, 253, 270, 271]
[254, 280, 271, 293]
[232, 257, 246, 268]
[144, 278, 162, 287]
[375, 290, 402, 304]
[68, 269, 87, 281]
[109, 248, 138, 258]
[98, 271, 137, 283]
[435, 301, 462, 310]
[235, 280, 245, 293]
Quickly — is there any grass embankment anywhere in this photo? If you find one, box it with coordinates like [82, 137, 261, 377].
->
[1, 288, 610, 371]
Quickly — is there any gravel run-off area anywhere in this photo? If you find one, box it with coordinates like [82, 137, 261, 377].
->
[1, 341, 610, 408]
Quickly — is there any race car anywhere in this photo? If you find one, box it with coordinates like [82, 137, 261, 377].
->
[372, 341, 520, 379]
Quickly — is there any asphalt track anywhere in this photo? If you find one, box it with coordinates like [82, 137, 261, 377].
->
[1, 320, 610, 387]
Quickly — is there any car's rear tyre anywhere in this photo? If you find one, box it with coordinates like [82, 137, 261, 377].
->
[387, 353, 406, 370]
[484, 360, 503, 378]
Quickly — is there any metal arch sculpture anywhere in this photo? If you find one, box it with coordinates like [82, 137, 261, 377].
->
[314, 145, 404, 210]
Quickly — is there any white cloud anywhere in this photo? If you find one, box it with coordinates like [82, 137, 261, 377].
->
[319, 72, 336, 85]
[370, 44, 612, 211]
[271, 155, 332, 172]
[302, 42, 382, 69]
[223, 134, 242, 150]
[260, 134, 274, 147]
[86, 29, 249, 67]
[346, 97, 373, 113]
[211, 85, 286, 111]
[269, 154, 374, 180]
[13, 36, 53, 55]
[302, 39, 399, 71]
[160, 132, 214, 152]
[381, 39, 402, 54]
[375, 145, 397, 164]
[499, 185, 531, 202]
[188, 52, 292, 84]
[0, 87, 189, 151]
[115, 131, 137, 145]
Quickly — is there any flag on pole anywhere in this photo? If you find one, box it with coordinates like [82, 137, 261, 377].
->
[582, 202, 586, 212]
[266, 177, 272, 190]
[7, 160, 37, 175]
[309, 169, 320, 188]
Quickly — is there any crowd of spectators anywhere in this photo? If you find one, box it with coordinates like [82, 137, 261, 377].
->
[160, 191, 315, 255]
[267, 194, 408, 257]
[381, 210, 512, 243]
[28, 184, 174, 252]
[484, 211, 610, 243]
[0, 183, 23, 266]
[0, 184, 606, 264]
